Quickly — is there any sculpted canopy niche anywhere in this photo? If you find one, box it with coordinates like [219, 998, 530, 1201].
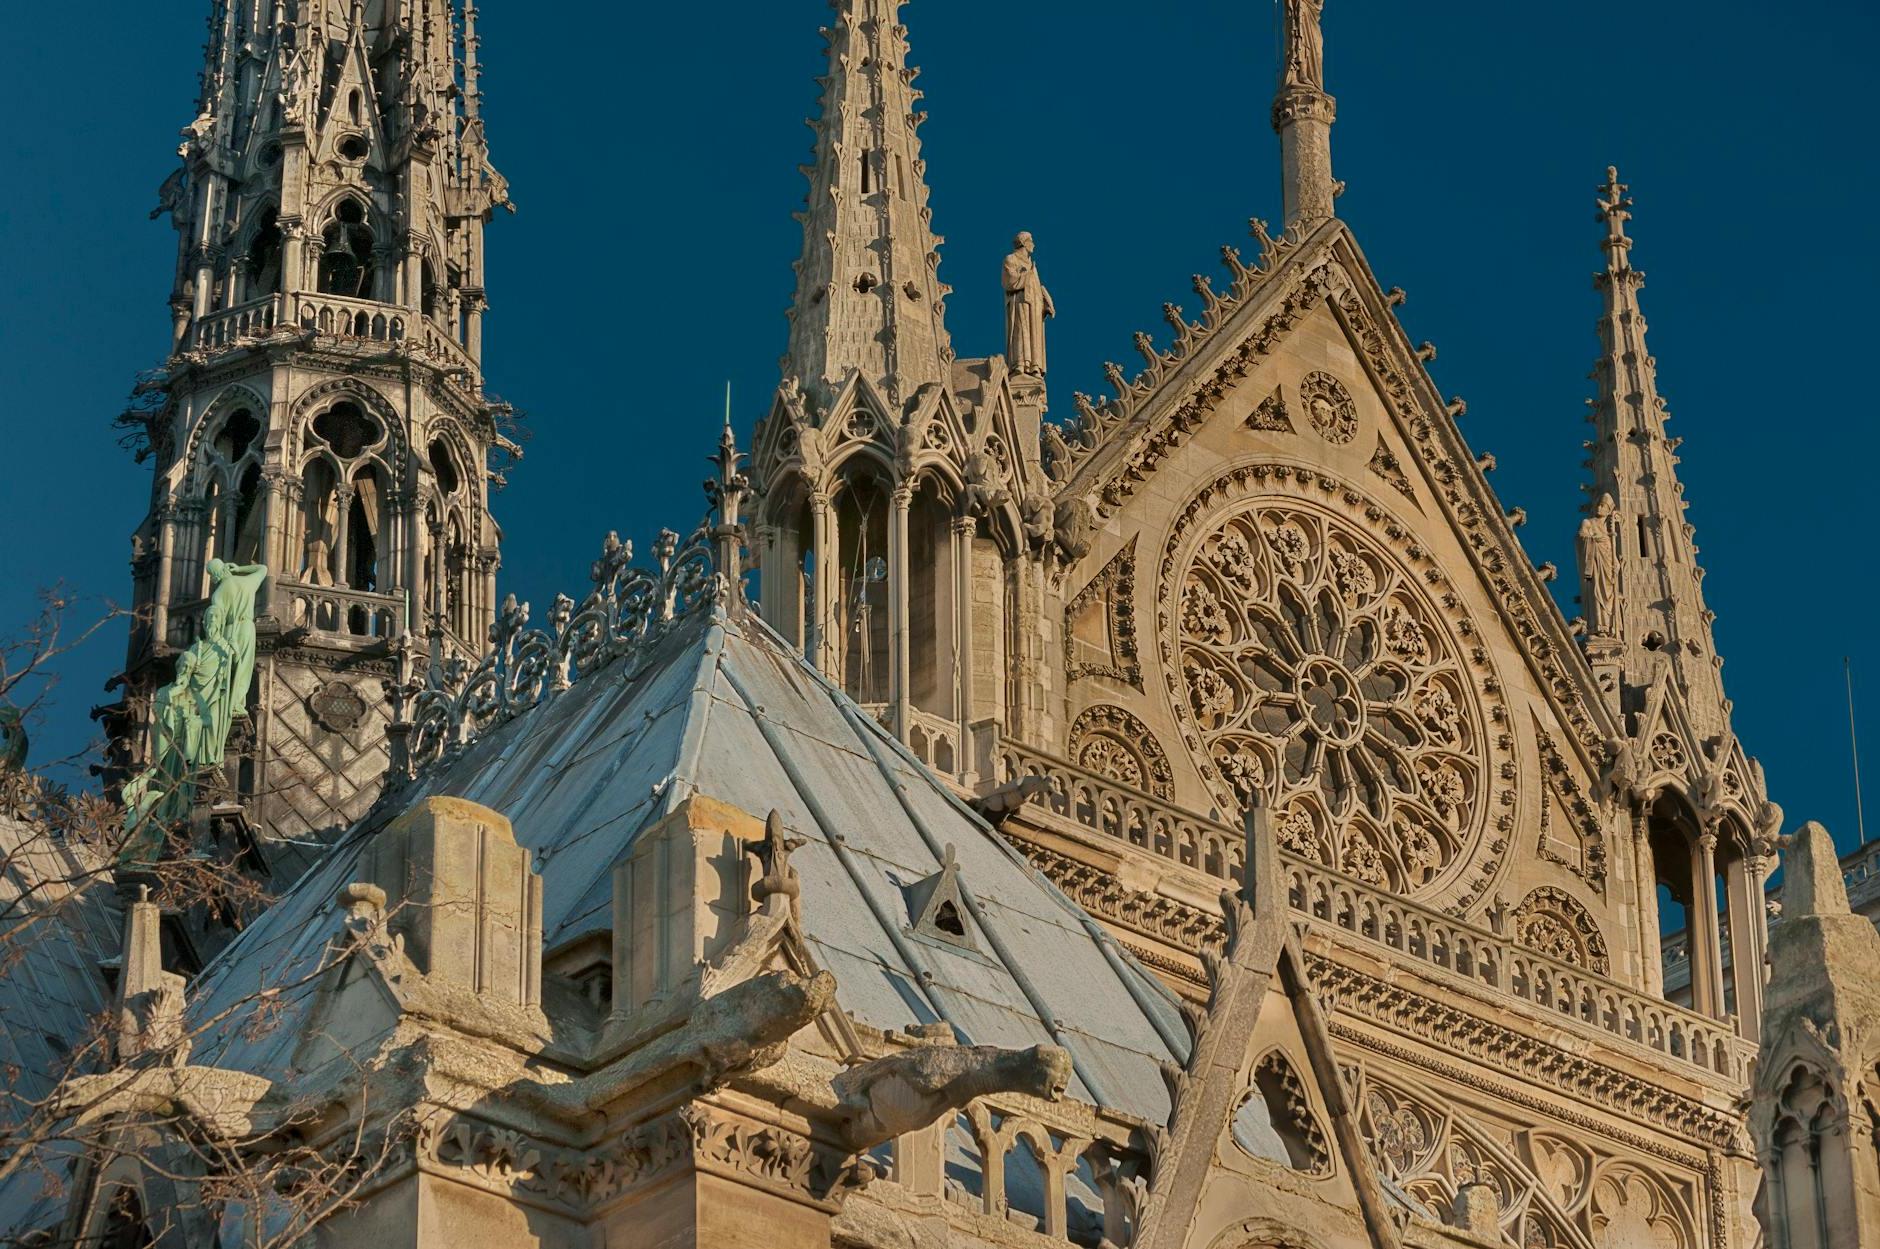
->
[1162, 466, 1511, 904]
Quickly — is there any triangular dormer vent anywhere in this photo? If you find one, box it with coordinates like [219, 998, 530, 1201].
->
[905, 844, 975, 950]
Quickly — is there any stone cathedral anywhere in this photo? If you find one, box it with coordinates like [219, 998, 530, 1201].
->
[4, 2, 1878, 1248]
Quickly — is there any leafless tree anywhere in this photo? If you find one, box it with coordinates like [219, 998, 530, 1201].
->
[0, 594, 404, 1246]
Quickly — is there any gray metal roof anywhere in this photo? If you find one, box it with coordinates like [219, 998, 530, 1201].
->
[183, 604, 1189, 1123]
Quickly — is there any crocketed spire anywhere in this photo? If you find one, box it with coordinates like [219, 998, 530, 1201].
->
[783, 0, 955, 411]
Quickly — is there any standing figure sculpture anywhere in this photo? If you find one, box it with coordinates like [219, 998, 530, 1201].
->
[1282, 0, 1326, 90]
[118, 561, 267, 866]
[1002, 232, 1055, 377]
[202, 559, 267, 752]
[1577, 494, 1620, 636]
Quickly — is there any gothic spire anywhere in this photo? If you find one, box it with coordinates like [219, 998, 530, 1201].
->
[784, 0, 955, 412]
[1272, 0, 1338, 231]
[1580, 167, 1730, 738]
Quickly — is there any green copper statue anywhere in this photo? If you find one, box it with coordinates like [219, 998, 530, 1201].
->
[120, 561, 267, 867]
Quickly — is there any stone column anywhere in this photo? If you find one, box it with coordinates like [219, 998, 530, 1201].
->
[257, 470, 285, 617]
[332, 485, 355, 592]
[889, 485, 912, 740]
[1725, 849, 1761, 1039]
[1273, 90, 1337, 231]
[152, 501, 177, 651]
[465, 290, 487, 363]
[1691, 831, 1726, 1019]
[952, 515, 976, 776]
[810, 492, 836, 677]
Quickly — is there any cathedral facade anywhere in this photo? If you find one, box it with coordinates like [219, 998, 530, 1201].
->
[6, 2, 1878, 1248]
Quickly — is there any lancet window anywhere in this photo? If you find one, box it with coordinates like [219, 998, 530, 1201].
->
[316, 198, 377, 299]
[295, 401, 391, 598]
[243, 206, 283, 302]
[1640, 790, 1764, 1033]
[182, 401, 268, 616]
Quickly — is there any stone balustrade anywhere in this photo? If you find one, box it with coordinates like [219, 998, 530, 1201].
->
[276, 578, 405, 643]
[187, 293, 477, 380]
[189, 296, 281, 349]
[932, 1096, 1142, 1247]
[994, 738, 1757, 1082]
[862, 704, 964, 776]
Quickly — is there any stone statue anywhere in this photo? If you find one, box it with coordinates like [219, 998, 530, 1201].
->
[1282, 0, 1326, 90]
[119, 562, 267, 866]
[202, 559, 267, 751]
[1577, 493, 1619, 636]
[832, 1040, 1072, 1151]
[1002, 232, 1054, 376]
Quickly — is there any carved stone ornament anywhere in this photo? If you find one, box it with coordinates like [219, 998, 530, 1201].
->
[1648, 731, 1688, 776]
[1367, 443, 1415, 501]
[1510, 886, 1609, 975]
[1300, 371, 1358, 445]
[1246, 387, 1294, 433]
[1064, 537, 1143, 689]
[1068, 704, 1173, 799]
[1355, 1075, 1649, 1249]
[308, 679, 368, 733]
[1166, 492, 1498, 899]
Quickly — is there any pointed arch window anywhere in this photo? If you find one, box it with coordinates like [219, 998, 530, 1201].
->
[246, 207, 283, 300]
[317, 200, 377, 299]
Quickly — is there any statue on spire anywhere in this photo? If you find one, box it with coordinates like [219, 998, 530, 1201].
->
[1272, 0, 1337, 230]
[1002, 232, 1055, 377]
[1577, 493, 1620, 638]
[1282, 0, 1326, 91]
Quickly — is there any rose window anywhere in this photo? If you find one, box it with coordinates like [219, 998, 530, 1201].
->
[1173, 504, 1484, 897]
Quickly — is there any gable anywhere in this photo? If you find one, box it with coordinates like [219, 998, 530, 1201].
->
[1048, 223, 1622, 923]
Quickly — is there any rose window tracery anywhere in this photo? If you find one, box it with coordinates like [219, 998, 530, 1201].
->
[1172, 504, 1486, 897]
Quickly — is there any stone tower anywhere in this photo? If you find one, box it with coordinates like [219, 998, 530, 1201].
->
[112, 0, 512, 861]
[753, 0, 1055, 770]
[1576, 169, 1779, 1031]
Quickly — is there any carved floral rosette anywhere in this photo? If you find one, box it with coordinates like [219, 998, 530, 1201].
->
[1160, 468, 1509, 903]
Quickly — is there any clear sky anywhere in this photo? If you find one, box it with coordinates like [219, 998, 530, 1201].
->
[1, 2, 1875, 851]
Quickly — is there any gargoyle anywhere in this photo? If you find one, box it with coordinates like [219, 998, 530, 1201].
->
[832, 1041, 1072, 1151]
[560, 968, 836, 1114]
[969, 774, 1051, 827]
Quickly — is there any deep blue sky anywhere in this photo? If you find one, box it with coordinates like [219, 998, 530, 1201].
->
[2, 3, 1875, 850]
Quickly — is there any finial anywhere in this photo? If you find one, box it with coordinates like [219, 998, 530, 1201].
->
[1597, 165, 1633, 258]
[705, 413, 751, 592]
[462, 0, 482, 121]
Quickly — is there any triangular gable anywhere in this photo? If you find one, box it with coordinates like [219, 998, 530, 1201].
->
[1052, 218, 1620, 775]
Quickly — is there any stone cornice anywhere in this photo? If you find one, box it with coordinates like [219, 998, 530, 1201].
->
[1310, 955, 1743, 1149]
[1016, 832, 1745, 1149]
[406, 1099, 865, 1220]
